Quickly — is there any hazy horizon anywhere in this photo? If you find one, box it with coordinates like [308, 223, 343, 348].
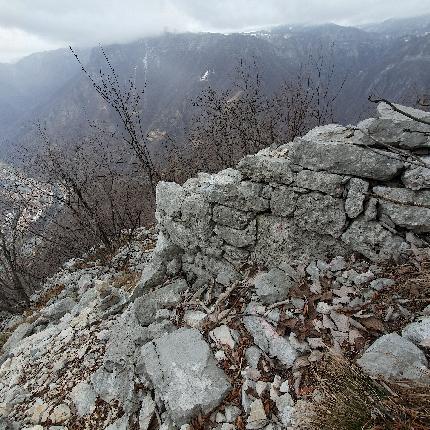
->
[1, 0, 430, 63]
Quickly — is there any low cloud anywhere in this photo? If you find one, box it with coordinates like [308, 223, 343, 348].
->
[0, 0, 429, 62]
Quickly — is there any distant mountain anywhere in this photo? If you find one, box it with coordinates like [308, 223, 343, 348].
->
[1, 16, 430, 163]
[362, 14, 430, 37]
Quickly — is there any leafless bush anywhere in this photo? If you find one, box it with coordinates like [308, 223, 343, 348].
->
[0, 190, 39, 311]
[186, 47, 348, 175]
[30, 123, 148, 261]
[274, 45, 348, 141]
[187, 58, 276, 173]
[70, 46, 159, 198]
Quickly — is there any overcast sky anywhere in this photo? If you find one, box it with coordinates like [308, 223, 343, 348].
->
[1, 0, 430, 63]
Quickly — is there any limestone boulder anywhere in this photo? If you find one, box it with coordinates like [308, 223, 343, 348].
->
[133, 278, 188, 326]
[270, 187, 298, 217]
[357, 333, 430, 383]
[213, 205, 254, 229]
[254, 215, 348, 267]
[140, 328, 231, 426]
[215, 220, 256, 248]
[252, 269, 296, 305]
[402, 317, 430, 346]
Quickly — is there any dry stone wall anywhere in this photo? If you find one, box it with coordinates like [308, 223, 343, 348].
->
[153, 103, 430, 290]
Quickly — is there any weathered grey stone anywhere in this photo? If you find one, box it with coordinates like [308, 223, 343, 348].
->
[70, 381, 96, 417]
[204, 179, 269, 212]
[373, 186, 430, 232]
[140, 328, 231, 426]
[132, 232, 183, 299]
[246, 398, 268, 429]
[105, 415, 129, 430]
[244, 304, 298, 367]
[288, 140, 404, 180]
[403, 163, 430, 190]
[357, 333, 430, 382]
[295, 170, 345, 197]
[91, 366, 136, 411]
[191, 253, 240, 286]
[301, 123, 356, 144]
[134, 278, 188, 326]
[139, 394, 155, 430]
[402, 317, 430, 345]
[215, 220, 256, 248]
[223, 244, 249, 262]
[183, 310, 207, 329]
[253, 269, 295, 305]
[1, 322, 33, 353]
[213, 205, 254, 229]
[49, 404, 71, 424]
[366, 118, 430, 149]
[294, 193, 346, 237]
[270, 187, 298, 217]
[254, 215, 348, 267]
[97, 286, 128, 316]
[275, 393, 295, 427]
[158, 187, 213, 251]
[156, 182, 186, 219]
[369, 278, 395, 291]
[133, 259, 167, 299]
[245, 346, 262, 369]
[345, 178, 369, 218]
[41, 298, 76, 321]
[104, 306, 148, 371]
[328, 256, 346, 272]
[341, 218, 408, 261]
[364, 197, 378, 221]
[210, 325, 237, 349]
[377, 102, 430, 122]
[237, 155, 294, 184]
[153, 232, 183, 261]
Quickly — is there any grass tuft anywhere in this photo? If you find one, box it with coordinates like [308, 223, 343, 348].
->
[301, 353, 430, 430]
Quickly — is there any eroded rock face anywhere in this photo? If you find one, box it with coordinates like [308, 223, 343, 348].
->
[341, 218, 408, 261]
[139, 328, 231, 426]
[254, 215, 348, 267]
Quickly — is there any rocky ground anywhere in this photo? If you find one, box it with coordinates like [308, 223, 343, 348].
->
[1, 103, 430, 429]
[1, 228, 429, 429]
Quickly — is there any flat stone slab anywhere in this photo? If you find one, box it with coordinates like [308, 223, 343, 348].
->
[373, 187, 430, 232]
[140, 328, 231, 426]
[289, 140, 404, 180]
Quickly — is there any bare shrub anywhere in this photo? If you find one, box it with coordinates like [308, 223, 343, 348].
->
[186, 47, 348, 176]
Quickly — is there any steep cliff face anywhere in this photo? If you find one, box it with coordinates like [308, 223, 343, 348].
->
[1, 104, 430, 430]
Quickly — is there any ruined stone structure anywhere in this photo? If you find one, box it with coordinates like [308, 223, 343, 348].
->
[143, 103, 430, 295]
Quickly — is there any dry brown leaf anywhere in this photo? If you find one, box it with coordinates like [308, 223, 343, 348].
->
[361, 316, 385, 332]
